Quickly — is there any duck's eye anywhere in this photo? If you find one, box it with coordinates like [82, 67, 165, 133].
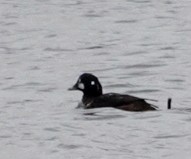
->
[91, 81, 95, 85]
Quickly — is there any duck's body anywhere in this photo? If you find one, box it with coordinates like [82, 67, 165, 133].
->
[82, 93, 156, 111]
[69, 73, 157, 111]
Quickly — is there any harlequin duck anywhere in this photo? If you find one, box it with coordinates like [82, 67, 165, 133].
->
[69, 73, 158, 111]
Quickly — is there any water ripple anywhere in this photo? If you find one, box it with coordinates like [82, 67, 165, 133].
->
[154, 134, 189, 139]
[124, 63, 166, 69]
[115, 19, 138, 24]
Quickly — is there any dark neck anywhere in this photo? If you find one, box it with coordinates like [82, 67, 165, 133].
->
[82, 94, 100, 106]
[82, 88, 102, 103]
[83, 90, 102, 98]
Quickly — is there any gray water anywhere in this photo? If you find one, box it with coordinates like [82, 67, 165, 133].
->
[1, 0, 191, 158]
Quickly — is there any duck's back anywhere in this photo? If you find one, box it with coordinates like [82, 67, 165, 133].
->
[83, 93, 157, 111]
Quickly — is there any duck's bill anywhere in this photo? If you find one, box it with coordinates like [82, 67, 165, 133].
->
[68, 84, 78, 91]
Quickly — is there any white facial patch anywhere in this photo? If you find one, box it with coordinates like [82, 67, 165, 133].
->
[78, 83, 84, 90]
[91, 81, 95, 85]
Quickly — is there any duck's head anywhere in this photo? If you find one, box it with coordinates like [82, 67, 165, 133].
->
[69, 73, 102, 97]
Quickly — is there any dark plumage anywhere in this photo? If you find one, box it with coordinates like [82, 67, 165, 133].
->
[69, 73, 157, 111]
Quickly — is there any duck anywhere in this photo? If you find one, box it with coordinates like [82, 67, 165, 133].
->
[68, 73, 158, 111]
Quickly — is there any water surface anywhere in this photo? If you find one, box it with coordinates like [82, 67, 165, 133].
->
[1, 0, 191, 158]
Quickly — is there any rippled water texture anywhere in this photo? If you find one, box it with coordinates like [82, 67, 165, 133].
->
[1, 0, 191, 159]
